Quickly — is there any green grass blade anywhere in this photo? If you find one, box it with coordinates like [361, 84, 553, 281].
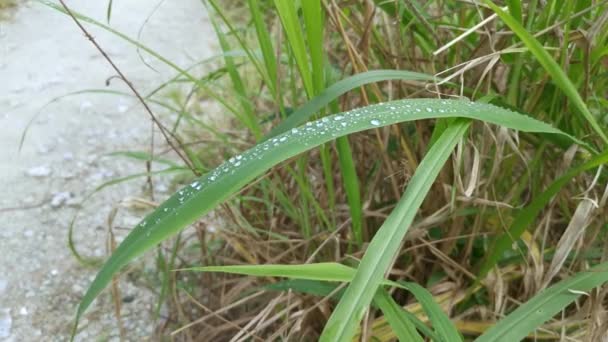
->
[319, 120, 471, 341]
[336, 136, 363, 243]
[374, 289, 425, 342]
[399, 282, 462, 342]
[477, 150, 608, 280]
[209, 15, 260, 138]
[273, 0, 314, 96]
[266, 69, 435, 138]
[485, 0, 608, 145]
[106, 151, 180, 168]
[301, 0, 324, 94]
[184, 262, 437, 341]
[247, 0, 278, 90]
[183, 262, 356, 281]
[72, 99, 577, 339]
[206, 0, 268, 87]
[505, 0, 522, 22]
[105, 0, 112, 23]
[475, 262, 608, 342]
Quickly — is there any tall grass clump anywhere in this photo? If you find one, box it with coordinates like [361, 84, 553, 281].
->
[49, 0, 608, 340]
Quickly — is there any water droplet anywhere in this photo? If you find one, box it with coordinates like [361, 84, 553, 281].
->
[370, 119, 381, 126]
[306, 122, 312, 126]
[234, 161, 241, 167]
[279, 136, 287, 142]
[190, 181, 199, 188]
[291, 128, 299, 134]
[340, 122, 347, 127]
[390, 106, 396, 110]
[334, 115, 344, 121]
[236, 155, 243, 160]
[321, 117, 329, 123]
[426, 107, 432, 112]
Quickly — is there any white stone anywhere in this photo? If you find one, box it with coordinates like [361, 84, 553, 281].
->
[50, 192, 72, 208]
[25, 165, 51, 177]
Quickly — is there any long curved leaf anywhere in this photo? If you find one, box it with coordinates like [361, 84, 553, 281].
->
[266, 69, 436, 138]
[184, 262, 357, 282]
[72, 99, 577, 338]
[476, 262, 608, 341]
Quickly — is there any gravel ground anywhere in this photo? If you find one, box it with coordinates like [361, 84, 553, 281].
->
[0, 1, 217, 340]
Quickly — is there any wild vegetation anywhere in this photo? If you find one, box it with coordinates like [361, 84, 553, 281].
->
[49, 0, 608, 340]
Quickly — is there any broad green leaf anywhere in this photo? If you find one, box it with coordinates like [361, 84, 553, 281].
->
[319, 120, 471, 341]
[72, 99, 577, 338]
[476, 262, 608, 341]
[267, 69, 435, 138]
[485, 0, 608, 145]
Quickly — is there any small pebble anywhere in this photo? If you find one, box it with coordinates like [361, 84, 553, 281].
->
[50, 192, 72, 209]
[25, 165, 52, 178]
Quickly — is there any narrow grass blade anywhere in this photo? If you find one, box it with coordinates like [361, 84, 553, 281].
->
[399, 282, 462, 342]
[247, 0, 278, 89]
[267, 69, 435, 138]
[301, 0, 324, 93]
[476, 262, 608, 342]
[209, 15, 260, 138]
[273, 0, 314, 96]
[374, 289, 425, 342]
[105, 0, 112, 23]
[336, 136, 363, 243]
[206, 0, 268, 88]
[106, 151, 180, 168]
[186, 262, 433, 341]
[72, 99, 577, 339]
[485, 0, 608, 145]
[183, 262, 356, 282]
[319, 120, 471, 341]
[477, 150, 608, 280]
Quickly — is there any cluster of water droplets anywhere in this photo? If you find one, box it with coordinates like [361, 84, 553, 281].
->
[136, 98, 479, 238]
